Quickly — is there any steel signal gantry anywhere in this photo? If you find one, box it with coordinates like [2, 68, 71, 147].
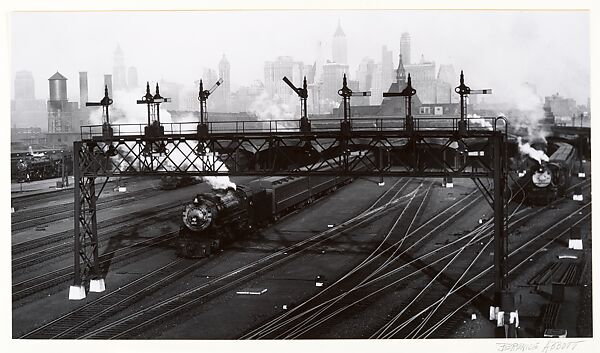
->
[70, 70, 514, 338]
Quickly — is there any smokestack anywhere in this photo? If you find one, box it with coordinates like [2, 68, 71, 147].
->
[104, 74, 113, 98]
[79, 72, 88, 109]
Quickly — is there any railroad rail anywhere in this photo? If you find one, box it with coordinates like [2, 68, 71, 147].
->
[51, 181, 427, 338]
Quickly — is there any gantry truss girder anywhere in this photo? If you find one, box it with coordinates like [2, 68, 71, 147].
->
[76, 131, 501, 178]
[72, 118, 508, 308]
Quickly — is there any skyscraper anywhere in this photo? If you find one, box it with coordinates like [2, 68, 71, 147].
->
[355, 57, 375, 106]
[400, 32, 411, 65]
[356, 57, 375, 92]
[405, 54, 437, 103]
[332, 20, 347, 64]
[381, 45, 394, 94]
[12, 71, 46, 129]
[217, 54, 231, 112]
[202, 68, 219, 112]
[264, 56, 306, 106]
[127, 66, 138, 90]
[14, 71, 35, 100]
[322, 62, 349, 105]
[79, 72, 88, 110]
[112, 45, 127, 91]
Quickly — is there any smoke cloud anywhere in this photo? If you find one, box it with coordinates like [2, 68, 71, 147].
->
[248, 91, 297, 130]
[517, 137, 549, 164]
[467, 113, 493, 130]
[492, 82, 550, 143]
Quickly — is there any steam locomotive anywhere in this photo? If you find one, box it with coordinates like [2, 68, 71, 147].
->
[177, 157, 369, 258]
[11, 149, 72, 182]
[517, 142, 576, 205]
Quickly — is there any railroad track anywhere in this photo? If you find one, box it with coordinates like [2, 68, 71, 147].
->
[370, 184, 591, 339]
[11, 177, 135, 208]
[11, 200, 184, 271]
[396, 204, 591, 339]
[48, 180, 426, 339]
[243, 179, 590, 339]
[12, 231, 179, 302]
[16, 178, 590, 339]
[241, 182, 481, 339]
[11, 186, 161, 232]
[19, 258, 207, 339]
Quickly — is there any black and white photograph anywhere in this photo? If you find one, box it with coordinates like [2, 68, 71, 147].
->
[3, 0, 597, 351]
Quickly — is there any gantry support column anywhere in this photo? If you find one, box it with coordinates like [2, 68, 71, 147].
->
[492, 130, 517, 338]
[69, 141, 104, 300]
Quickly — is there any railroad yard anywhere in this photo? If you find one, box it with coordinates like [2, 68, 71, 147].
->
[11, 163, 592, 339]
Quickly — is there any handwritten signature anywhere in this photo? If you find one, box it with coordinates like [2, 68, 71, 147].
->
[496, 341, 585, 353]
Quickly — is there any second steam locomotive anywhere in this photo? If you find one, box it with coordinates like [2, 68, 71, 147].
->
[517, 142, 577, 205]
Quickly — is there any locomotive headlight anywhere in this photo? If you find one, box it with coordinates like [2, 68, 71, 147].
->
[531, 168, 552, 188]
[183, 203, 212, 232]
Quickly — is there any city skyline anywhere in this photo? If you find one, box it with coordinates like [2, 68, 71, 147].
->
[11, 10, 589, 106]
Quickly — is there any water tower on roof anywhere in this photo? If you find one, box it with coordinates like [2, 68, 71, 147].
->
[48, 71, 68, 101]
[47, 71, 78, 135]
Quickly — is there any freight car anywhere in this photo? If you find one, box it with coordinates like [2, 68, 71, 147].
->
[517, 142, 576, 205]
[158, 175, 201, 190]
[176, 156, 367, 258]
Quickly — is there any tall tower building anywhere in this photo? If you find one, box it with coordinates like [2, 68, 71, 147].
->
[332, 20, 348, 64]
[381, 45, 394, 93]
[400, 32, 411, 65]
[217, 54, 231, 112]
[322, 62, 349, 104]
[12, 71, 46, 129]
[202, 68, 218, 111]
[14, 71, 35, 100]
[79, 72, 88, 109]
[264, 56, 306, 106]
[112, 45, 127, 91]
[127, 66, 138, 90]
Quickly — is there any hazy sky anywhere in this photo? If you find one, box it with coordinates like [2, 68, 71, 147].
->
[10, 10, 589, 104]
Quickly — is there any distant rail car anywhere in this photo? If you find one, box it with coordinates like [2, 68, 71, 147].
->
[177, 154, 371, 258]
[515, 142, 576, 205]
[11, 149, 72, 182]
[158, 176, 201, 190]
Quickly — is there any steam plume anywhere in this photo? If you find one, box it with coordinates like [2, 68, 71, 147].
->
[517, 137, 549, 164]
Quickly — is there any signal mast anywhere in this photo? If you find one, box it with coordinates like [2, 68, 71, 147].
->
[282, 76, 311, 132]
[197, 78, 223, 138]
